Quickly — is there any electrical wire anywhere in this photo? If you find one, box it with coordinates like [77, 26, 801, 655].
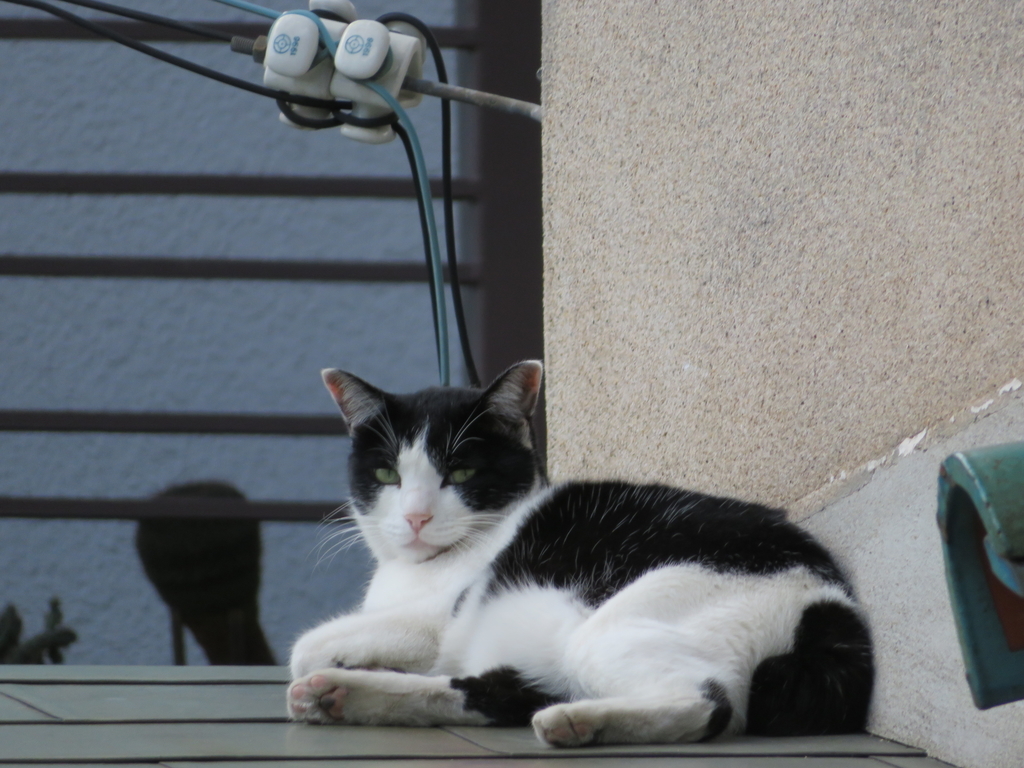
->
[367, 81, 450, 386]
[209, 0, 338, 59]
[377, 12, 481, 387]
[0, 0, 392, 124]
[240, 2, 477, 385]
[394, 122, 442, 380]
[48, 0, 234, 42]
[402, 77, 543, 123]
[276, 100, 346, 129]
[206, 0, 278, 22]
[4, 0, 489, 387]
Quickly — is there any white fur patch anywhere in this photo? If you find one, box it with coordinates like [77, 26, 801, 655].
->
[289, 668, 489, 726]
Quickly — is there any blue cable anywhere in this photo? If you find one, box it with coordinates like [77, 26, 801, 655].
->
[208, 0, 450, 385]
[208, 1, 337, 57]
[207, 0, 279, 21]
[366, 82, 451, 387]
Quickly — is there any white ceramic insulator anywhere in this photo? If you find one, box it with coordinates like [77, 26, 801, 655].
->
[263, 18, 343, 105]
[330, 27, 421, 143]
[330, 29, 420, 110]
[384, 20, 424, 108]
[309, 0, 358, 22]
[264, 54, 336, 101]
[266, 13, 321, 78]
[336, 20, 391, 81]
[340, 121, 395, 144]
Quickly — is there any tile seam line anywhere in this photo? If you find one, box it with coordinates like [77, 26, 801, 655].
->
[467, 751, 923, 759]
[0, 717, 290, 725]
[0, 680, 288, 686]
[439, 725, 505, 755]
[0, 689, 60, 721]
[871, 757, 961, 768]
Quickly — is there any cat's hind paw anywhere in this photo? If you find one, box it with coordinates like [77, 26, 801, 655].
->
[288, 672, 347, 723]
[532, 703, 597, 747]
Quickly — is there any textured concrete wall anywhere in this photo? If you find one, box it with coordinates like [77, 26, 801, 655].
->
[541, 0, 1024, 506]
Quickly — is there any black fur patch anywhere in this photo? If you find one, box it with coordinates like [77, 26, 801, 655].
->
[452, 587, 470, 617]
[746, 600, 874, 736]
[699, 679, 733, 741]
[450, 666, 561, 726]
[486, 482, 850, 606]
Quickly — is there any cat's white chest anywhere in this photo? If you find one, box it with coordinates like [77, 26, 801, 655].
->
[362, 555, 481, 613]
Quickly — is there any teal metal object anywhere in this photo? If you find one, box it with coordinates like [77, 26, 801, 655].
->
[938, 440, 1024, 709]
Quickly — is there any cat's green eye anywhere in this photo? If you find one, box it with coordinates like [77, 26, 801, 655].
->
[374, 468, 400, 485]
[448, 467, 477, 484]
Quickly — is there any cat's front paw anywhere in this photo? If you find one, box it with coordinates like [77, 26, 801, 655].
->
[289, 668, 450, 726]
[289, 618, 383, 679]
[287, 671, 348, 723]
[290, 612, 439, 679]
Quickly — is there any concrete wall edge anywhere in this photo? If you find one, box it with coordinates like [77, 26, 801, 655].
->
[791, 376, 1024, 524]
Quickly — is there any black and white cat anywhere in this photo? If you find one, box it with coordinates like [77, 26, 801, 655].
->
[288, 361, 873, 745]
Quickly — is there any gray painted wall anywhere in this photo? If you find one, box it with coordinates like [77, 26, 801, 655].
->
[0, 0, 465, 664]
[802, 390, 1024, 768]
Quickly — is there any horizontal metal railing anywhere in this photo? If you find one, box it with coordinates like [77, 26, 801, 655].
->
[0, 496, 342, 522]
[0, 411, 347, 436]
[0, 173, 479, 199]
[0, 20, 478, 49]
[0, 256, 478, 283]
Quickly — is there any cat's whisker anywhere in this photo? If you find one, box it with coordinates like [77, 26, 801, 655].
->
[312, 524, 367, 569]
[309, 500, 366, 570]
[449, 404, 493, 457]
[312, 524, 357, 558]
[361, 420, 397, 455]
[379, 403, 400, 454]
[449, 401, 482, 449]
[318, 501, 354, 528]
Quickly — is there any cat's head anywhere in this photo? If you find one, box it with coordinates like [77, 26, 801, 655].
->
[322, 361, 544, 563]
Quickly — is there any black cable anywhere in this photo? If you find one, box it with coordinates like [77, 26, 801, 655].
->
[276, 100, 345, 129]
[394, 122, 442, 372]
[2, 0, 394, 127]
[46, 0, 234, 42]
[8, 0, 477, 384]
[378, 13, 481, 387]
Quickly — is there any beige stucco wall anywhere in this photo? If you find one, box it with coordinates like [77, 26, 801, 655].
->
[541, 2, 1024, 766]
[541, 0, 1024, 506]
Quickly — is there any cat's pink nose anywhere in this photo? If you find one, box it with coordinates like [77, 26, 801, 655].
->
[405, 513, 433, 534]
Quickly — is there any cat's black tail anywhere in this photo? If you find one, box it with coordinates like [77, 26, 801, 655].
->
[745, 600, 874, 736]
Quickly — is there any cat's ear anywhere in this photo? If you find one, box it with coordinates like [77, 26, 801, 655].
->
[482, 360, 543, 423]
[322, 369, 386, 431]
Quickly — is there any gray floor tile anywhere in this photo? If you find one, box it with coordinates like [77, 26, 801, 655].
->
[0, 722, 492, 761]
[872, 758, 960, 768]
[167, 759, 891, 768]
[0, 691, 56, 722]
[442, 728, 926, 758]
[0, 665, 290, 684]
[0, 683, 286, 721]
